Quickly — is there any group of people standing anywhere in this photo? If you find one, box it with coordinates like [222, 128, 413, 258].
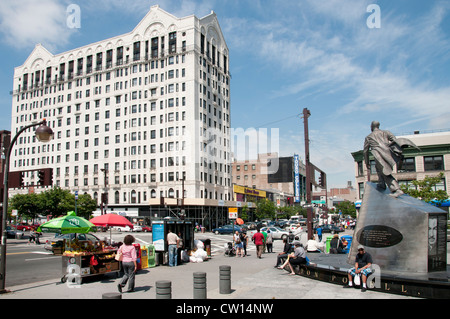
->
[232, 228, 275, 258]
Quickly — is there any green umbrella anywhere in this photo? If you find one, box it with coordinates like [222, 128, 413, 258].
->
[37, 211, 97, 234]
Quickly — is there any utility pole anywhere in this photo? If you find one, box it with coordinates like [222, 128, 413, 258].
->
[303, 108, 314, 240]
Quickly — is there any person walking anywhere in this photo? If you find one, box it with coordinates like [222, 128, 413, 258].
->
[117, 235, 137, 293]
[266, 230, 273, 253]
[167, 229, 180, 267]
[252, 228, 265, 259]
[241, 231, 249, 256]
[233, 231, 243, 257]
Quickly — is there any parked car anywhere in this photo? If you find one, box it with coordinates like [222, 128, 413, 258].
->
[288, 223, 304, 233]
[319, 224, 344, 234]
[132, 225, 143, 232]
[241, 222, 258, 230]
[114, 226, 133, 232]
[142, 225, 152, 232]
[44, 233, 101, 253]
[212, 225, 243, 235]
[6, 226, 18, 238]
[15, 224, 34, 231]
[260, 227, 289, 240]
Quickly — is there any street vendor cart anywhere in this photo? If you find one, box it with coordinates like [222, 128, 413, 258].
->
[61, 246, 120, 284]
[38, 211, 120, 284]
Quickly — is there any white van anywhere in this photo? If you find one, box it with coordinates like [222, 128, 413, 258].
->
[289, 215, 301, 222]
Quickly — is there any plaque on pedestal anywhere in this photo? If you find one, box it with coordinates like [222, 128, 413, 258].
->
[349, 182, 447, 273]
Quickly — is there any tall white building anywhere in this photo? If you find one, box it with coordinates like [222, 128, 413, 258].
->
[9, 6, 232, 224]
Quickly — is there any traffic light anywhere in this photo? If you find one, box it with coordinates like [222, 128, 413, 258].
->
[19, 171, 24, 187]
[38, 170, 45, 185]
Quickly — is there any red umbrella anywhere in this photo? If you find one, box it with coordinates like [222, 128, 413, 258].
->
[90, 213, 133, 244]
[90, 213, 133, 228]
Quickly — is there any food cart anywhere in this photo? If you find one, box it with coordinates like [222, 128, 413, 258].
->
[38, 211, 121, 284]
[60, 238, 120, 284]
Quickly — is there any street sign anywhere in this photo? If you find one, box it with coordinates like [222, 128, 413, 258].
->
[228, 207, 238, 219]
[75, 191, 78, 200]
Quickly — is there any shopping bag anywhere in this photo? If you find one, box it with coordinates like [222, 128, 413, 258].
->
[354, 273, 361, 285]
[115, 251, 123, 261]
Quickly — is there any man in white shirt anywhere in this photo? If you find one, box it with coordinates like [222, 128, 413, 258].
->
[167, 230, 180, 266]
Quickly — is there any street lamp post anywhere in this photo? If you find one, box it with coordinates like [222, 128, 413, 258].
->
[0, 119, 53, 294]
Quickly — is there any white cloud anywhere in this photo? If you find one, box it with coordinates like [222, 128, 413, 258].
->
[0, 0, 74, 51]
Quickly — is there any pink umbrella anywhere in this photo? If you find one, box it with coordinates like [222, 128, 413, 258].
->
[90, 213, 133, 243]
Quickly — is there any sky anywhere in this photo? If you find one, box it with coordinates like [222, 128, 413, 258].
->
[0, 0, 449, 189]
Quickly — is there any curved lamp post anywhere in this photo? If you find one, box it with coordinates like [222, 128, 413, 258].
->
[0, 119, 53, 293]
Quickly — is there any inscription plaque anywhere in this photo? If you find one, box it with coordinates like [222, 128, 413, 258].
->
[357, 225, 403, 248]
[428, 214, 447, 271]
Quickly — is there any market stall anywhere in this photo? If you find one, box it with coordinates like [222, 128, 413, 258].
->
[61, 240, 120, 284]
[37, 211, 121, 284]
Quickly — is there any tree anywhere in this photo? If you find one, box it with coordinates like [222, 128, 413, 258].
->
[75, 193, 98, 219]
[39, 187, 74, 217]
[333, 201, 357, 218]
[400, 172, 448, 205]
[255, 199, 276, 220]
[9, 193, 43, 221]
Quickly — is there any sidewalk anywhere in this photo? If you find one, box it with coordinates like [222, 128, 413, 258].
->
[0, 247, 417, 300]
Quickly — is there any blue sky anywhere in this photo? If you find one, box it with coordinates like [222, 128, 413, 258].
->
[0, 0, 449, 189]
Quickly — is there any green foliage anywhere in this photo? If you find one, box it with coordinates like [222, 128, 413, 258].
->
[255, 199, 277, 220]
[9, 187, 97, 220]
[333, 201, 357, 218]
[400, 172, 448, 204]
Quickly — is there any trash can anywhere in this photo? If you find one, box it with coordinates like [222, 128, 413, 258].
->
[201, 227, 206, 233]
[325, 236, 333, 253]
[341, 235, 352, 254]
[15, 232, 24, 240]
[147, 244, 156, 268]
[201, 239, 211, 257]
[141, 246, 148, 269]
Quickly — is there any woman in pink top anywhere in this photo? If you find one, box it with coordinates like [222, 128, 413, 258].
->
[117, 235, 137, 293]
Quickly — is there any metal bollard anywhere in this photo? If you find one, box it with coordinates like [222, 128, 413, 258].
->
[219, 265, 231, 294]
[156, 280, 172, 299]
[193, 272, 207, 299]
[102, 292, 122, 299]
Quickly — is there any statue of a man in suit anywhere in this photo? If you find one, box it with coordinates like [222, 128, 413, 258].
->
[363, 121, 405, 198]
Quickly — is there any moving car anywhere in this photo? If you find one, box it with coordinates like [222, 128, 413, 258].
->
[142, 225, 152, 232]
[212, 225, 243, 235]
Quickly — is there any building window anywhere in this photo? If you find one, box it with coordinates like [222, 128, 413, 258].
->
[398, 157, 415, 173]
[424, 156, 444, 171]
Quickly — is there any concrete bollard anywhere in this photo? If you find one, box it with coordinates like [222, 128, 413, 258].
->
[102, 292, 122, 299]
[219, 265, 231, 294]
[193, 272, 207, 299]
[156, 280, 172, 299]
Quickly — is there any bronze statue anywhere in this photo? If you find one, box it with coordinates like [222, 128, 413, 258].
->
[363, 121, 420, 198]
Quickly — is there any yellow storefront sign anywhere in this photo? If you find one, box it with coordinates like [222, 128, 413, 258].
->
[233, 185, 266, 198]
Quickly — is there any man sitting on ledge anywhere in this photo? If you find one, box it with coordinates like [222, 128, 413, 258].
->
[278, 242, 307, 275]
[344, 245, 373, 292]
